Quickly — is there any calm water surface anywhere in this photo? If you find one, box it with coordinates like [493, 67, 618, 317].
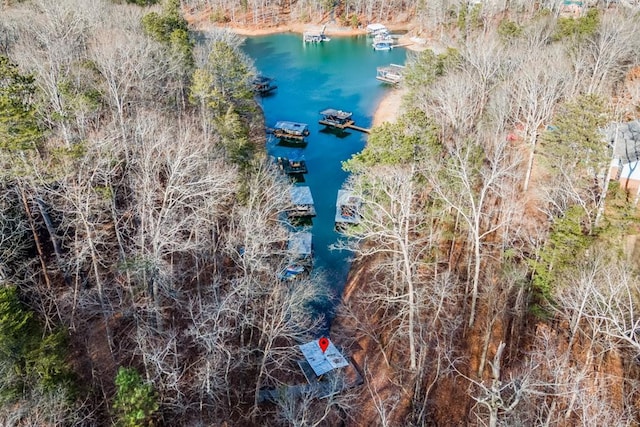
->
[242, 34, 406, 316]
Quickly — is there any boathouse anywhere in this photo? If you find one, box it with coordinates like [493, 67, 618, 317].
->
[287, 231, 313, 262]
[376, 64, 405, 84]
[288, 186, 316, 218]
[303, 25, 330, 43]
[335, 189, 362, 227]
[319, 109, 354, 129]
[366, 23, 388, 37]
[252, 76, 277, 95]
[276, 156, 308, 174]
[372, 36, 393, 51]
[272, 121, 310, 141]
[279, 232, 313, 281]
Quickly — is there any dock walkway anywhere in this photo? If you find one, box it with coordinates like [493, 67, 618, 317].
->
[318, 108, 370, 134]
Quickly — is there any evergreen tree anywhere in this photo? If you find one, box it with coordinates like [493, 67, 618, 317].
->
[113, 367, 159, 427]
[0, 55, 41, 153]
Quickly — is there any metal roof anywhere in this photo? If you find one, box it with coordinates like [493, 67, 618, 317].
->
[320, 109, 353, 120]
[366, 23, 387, 32]
[290, 186, 314, 205]
[299, 339, 349, 377]
[274, 121, 309, 135]
[288, 232, 313, 256]
[605, 121, 640, 165]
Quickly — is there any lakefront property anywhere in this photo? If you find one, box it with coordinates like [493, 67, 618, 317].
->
[6, 0, 640, 426]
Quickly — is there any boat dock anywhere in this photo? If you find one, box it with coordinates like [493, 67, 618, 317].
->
[366, 23, 389, 37]
[252, 75, 277, 95]
[288, 186, 316, 218]
[269, 121, 310, 141]
[276, 156, 308, 174]
[303, 25, 330, 43]
[376, 64, 405, 84]
[335, 189, 363, 227]
[318, 109, 370, 134]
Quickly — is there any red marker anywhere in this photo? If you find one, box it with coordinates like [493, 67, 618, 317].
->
[318, 337, 329, 353]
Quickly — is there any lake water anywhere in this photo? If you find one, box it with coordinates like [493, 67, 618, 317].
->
[242, 33, 406, 317]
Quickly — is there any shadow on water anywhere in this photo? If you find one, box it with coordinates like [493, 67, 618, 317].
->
[242, 33, 406, 327]
[319, 127, 352, 138]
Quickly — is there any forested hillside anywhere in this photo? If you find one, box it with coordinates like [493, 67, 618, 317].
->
[1, 0, 640, 426]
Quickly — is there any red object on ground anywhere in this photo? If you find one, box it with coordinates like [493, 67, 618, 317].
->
[318, 337, 329, 353]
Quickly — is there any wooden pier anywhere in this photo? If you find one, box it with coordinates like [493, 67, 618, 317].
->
[318, 109, 370, 134]
[346, 124, 370, 134]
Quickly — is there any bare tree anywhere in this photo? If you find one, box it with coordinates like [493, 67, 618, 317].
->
[510, 46, 568, 191]
[335, 164, 430, 371]
[430, 132, 521, 327]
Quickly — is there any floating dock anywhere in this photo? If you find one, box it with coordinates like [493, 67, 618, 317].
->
[376, 64, 405, 84]
[303, 25, 330, 43]
[372, 36, 394, 51]
[252, 75, 277, 95]
[335, 189, 363, 226]
[279, 231, 313, 280]
[270, 121, 310, 141]
[366, 23, 389, 37]
[276, 156, 308, 174]
[288, 186, 316, 218]
[319, 109, 370, 134]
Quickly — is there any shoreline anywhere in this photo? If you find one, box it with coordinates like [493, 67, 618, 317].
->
[372, 87, 406, 128]
[189, 18, 430, 132]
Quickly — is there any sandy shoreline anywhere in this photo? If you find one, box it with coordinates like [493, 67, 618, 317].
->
[372, 87, 406, 127]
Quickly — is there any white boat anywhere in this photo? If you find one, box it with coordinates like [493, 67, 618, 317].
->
[372, 40, 393, 51]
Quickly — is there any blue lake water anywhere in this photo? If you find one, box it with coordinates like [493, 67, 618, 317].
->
[242, 34, 406, 315]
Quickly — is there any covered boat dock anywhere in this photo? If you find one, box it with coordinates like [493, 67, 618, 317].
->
[335, 189, 363, 226]
[376, 64, 405, 84]
[288, 186, 316, 218]
[276, 156, 308, 174]
[271, 121, 310, 141]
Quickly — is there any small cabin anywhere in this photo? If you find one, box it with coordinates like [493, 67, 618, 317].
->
[252, 76, 277, 95]
[376, 64, 405, 84]
[289, 186, 316, 218]
[319, 109, 354, 129]
[335, 189, 362, 226]
[276, 156, 308, 174]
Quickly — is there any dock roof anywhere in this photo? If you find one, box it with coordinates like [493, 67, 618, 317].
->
[299, 339, 349, 377]
[290, 186, 314, 206]
[319, 109, 353, 120]
[275, 121, 309, 135]
[288, 232, 313, 257]
[335, 189, 363, 224]
[366, 23, 387, 32]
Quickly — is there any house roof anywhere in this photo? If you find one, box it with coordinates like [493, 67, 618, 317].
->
[299, 338, 349, 377]
[290, 186, 314, 205]
[605, 120, 640, 165]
